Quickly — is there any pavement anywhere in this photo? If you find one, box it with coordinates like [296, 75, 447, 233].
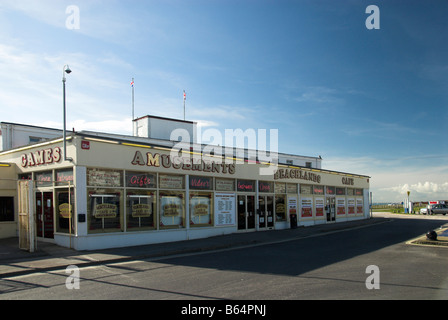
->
[0, 214, 440, 279]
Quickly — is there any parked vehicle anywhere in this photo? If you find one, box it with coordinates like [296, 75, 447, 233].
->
[427, 203, 448, 215]
[420, 206, 428, 214]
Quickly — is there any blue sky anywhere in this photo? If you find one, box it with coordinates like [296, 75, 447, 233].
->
[1, 0, 448, 203]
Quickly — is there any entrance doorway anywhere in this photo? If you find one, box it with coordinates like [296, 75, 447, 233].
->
[237, 195, 256, 230]
[36, 192, 54, 239]
[326, 197, 336, 222]
[258, 195, 274, 229]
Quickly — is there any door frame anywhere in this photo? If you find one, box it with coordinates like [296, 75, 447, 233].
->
[237, 194, 256, 231]
[326, 196, 336, 222]
[258, 195, 274, 230]
[35, 190, 55, 239]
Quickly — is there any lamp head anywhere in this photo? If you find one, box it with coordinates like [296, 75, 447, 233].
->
[64, 66, 72, 74]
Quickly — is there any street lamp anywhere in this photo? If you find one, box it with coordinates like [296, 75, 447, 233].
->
[62, 65, 72, 162]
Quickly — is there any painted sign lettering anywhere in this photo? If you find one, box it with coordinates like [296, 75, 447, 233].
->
[21, 147, 62, 168]
[131, 151, 235, 175]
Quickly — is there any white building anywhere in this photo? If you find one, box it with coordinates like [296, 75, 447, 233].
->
[0, 116, 367, 250]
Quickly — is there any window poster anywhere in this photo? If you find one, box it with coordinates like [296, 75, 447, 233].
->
[190, 196, 211, 225]
[337, 198, 346, 215]
[348, 198, 355, 214]
[301, 197, 313, 218]
[356, 199, 364, 214]
[315, 197, 324, 217]
[160, 196, 183, 226]
[215, 193, 236, 226]
[288, 196, 297, 216]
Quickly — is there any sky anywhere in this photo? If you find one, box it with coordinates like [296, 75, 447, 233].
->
[1, 0, 448, 203]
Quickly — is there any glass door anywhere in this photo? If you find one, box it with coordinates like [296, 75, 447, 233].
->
[237, 195, 256, 230]
[258, 195, 274, 230]
[35, 192, 54, 239]
[326, 197, 336, 222]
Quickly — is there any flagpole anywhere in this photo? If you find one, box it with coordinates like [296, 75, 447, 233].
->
[183, 90, 186, 121]
[132, 78, 135, 120]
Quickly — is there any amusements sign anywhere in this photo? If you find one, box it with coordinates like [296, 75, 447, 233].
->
[215, 193, 235, 226]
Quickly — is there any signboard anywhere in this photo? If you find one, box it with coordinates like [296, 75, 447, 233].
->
[159, 175, 184, 189]
[94, 203, 118, 218]
[189, 176, 212, 190]
[237, 180, 255, 192]
[87, 169, 122, 187]
[215, 193, 236, 226]
[126, 172, 156, 188]
[216, 179, 235, 191]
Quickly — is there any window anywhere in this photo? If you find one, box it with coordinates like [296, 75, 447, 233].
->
[0, 197, 14, 222]
[88, 190, 123, 233]
[159, 191, 185, 229]
[190, 192, 213, 227]
[126, 190, 156, 230]
[275, 195, 286, 221]
[305, 162, 312, 168]
[56, 190, 75, 233]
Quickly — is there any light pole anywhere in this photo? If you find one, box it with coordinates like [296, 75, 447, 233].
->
[62, 65, 72, 162]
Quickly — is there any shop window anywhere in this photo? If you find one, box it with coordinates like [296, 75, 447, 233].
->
[275, 195, 286, 221]
[190, 192, 213, 227]
[88, 190, 123, 233]
[56, 190, 75, 234]
[313, 185, 324, 195]
[159, 191, 185, 229]
[336, 187, 346, 195]
[326, 186, 335, 195]
[126, 190, 156, 230]
[0, 197, 14, 222]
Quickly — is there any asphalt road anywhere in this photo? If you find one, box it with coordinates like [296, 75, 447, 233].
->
[0, 215, 447, 303]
